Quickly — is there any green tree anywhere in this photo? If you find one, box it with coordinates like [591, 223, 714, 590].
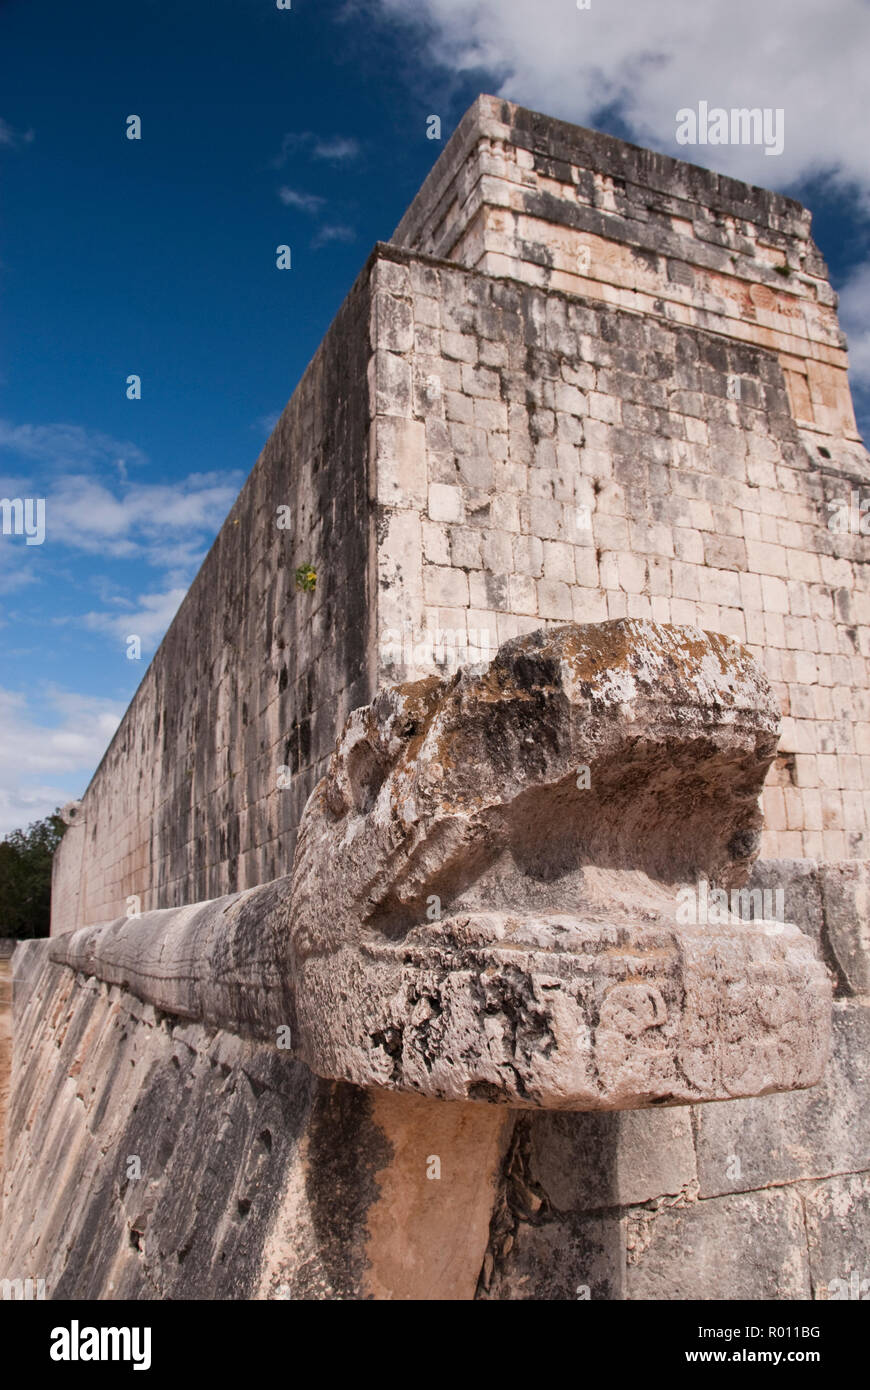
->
[0, 811, 66, 939]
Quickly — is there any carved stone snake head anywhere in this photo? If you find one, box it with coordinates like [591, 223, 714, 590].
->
[290, 619, 831, 1109]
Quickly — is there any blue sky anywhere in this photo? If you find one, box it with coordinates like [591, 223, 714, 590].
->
[1, 0, 868, 835]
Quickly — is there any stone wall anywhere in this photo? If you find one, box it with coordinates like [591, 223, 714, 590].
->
[51, 99, 870, 934]
[480, 857, 870, 1299]
[51, 262, 375, 933]
[1, 857, 864, 1300]
[0, 937, 509, 1300]
[385, 96, 870, 860]
[370, 240, 870, 860]
[393, 96, 858, 446]
[0, 943, 13, 1175]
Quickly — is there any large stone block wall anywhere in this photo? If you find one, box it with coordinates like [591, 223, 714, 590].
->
[2, 859, 866, 1300]
[371, 241, 870, 860]
[0, 939, 509, 1300]
[0, 942, 13, 1175]
[51, 261, 376, 933]
[478, 857, 870, 1300]
[394, 95, 859, 447]
[51, 97, 870, 934]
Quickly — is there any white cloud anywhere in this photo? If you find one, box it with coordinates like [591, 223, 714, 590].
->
[312, 223, 356, 248]
[839, 261, 870, 390]
[255, 411, 281, 436]
[373, 0, 870, 200]
[0, 117, 34, 149]
[311, 135, 360, 163]
[83, 587, 187, 651]
[276, 190, 357, 249]
[273, 131, 361, 167]
[0, 687, 124, 837]
[0, 419, 243, 639]
[44, 472, 241, 562]
[0, 545, 39, 595]
[0, 419, 147, 473]
[278, 186, 326, 213]
[0, 446, 242, 571]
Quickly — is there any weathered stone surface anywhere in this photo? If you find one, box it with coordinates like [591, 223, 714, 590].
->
[49, 876, 296, 1043]
[526, 1108, 697, 1210]
[694, 1001, 870, 1197]
[0, 617, 837, 1299]
[479, 1208, 626, 1302]
[625, 1188, 811, 1301]
[476, 1113, 627, 1299]
[41, 620, 830, 1113]
[804, 1174, 870, 1300]
[50, 261, 374, 933]
[478, 1120, 843, 1302]
[749, 857, 870, 996]
[478, 1006, 870, 1299]
[343, 1090, 512, 1300]
[0, 945, 12, 1174]
[291, 618, 830, 1107]
[1, 943, 312, 1298]
[818, 863, 870, 997]
[0, 941, 508, 1300]
[748, 857, 825, 945]
[394, 96, 859, 452]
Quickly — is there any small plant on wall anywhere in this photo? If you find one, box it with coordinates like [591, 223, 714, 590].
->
[294, 564, 317, 593]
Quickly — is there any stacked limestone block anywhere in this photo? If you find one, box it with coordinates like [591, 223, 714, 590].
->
[478, 859, 869, 1300]
[51, 98, 870, 935]
[389, 96, 870, 861]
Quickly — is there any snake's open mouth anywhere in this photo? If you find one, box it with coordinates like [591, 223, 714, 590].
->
[294, 909, 828, 1108]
